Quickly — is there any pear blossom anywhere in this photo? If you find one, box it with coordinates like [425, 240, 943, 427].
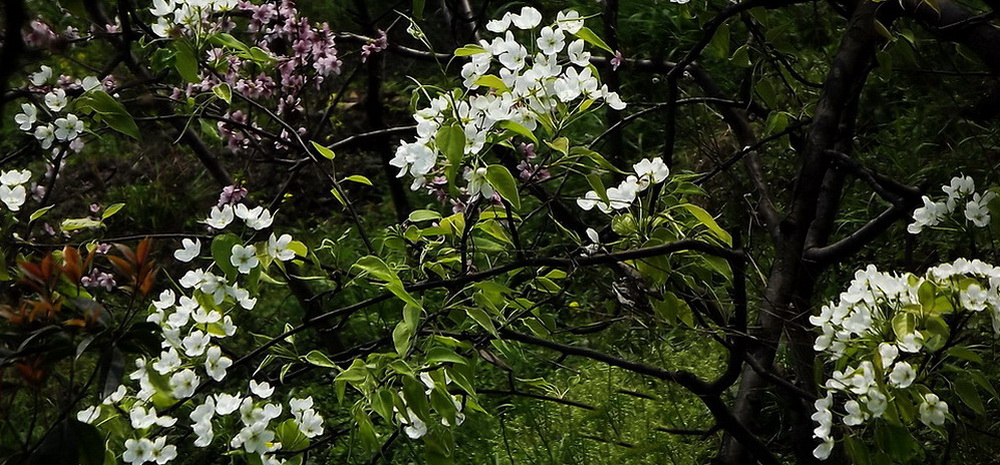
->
[151, 0, 174, 17]
[205, 204, 234, 229]
[230, 244, 259, 274]
[567, 40, 591, 67]
[149, 437, 177, 464]
[123, 438, 155, 465]
[267, 233, 295, 261]
[174, 238, 201, 262]
[289, 397, 314, 419]
[0, 170, 30, 186]
[250, 379, 274, 398]
[0, 185, 26, 211]
[888, 362, 916, 388]
[215, 393, 243, 415]
[170, 369, 200, 398]
[30, 66, 52, 86]
[556, 10, 584, 34]
[234, 204, 274, 230]
[53, 113, 84, 141]
[152, 348, 182, 374]
[511, 6, 542, 29]
[81, 76, 103, 92]
[14, 104, 37, 131]
[34, 124, 55, 149]
[633, 158, 669, 186]
[486, 13, 512, 33]
[183, 330, 210, 357]
[232, 424, 274, 455]
[44, 88, 67, 112]
[919, 393, 948, 426]
[204, 345, 233, 381]
[77, 406, 101, 424]
[965, 192, 994, 227]
[297, 409, 324, 437]
[536, 27, 565, 55]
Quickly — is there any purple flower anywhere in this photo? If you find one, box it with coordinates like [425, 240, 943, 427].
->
[218, 185, 249, 206]
[82, 268, 116, 291]
[361, 30, 389, 63]
[25, 20, 58, 48]
[611, 50, 624, 71]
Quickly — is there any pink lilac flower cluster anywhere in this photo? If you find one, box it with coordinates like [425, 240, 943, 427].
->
[361, 30, 388, 63]
[515, 143, 550, 184]
[82, 268, 117, 291]
[218, 184, 248, 206]
[166, 1, 342, 153]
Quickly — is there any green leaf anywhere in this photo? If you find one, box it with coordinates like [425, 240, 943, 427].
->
[335, 359, 369, 384]
[210, 233, 241, 278]
[353, 255, 399, 284]
[208, 33, 250, 53]
[30, 205, 54, 222]
[305, 350, 337, 368]
[409, 210, 442, 222]
[573, 26, 613, 53]
[310, 141, 335, 160]
[571, 147, 624, 173]
[61, 218, 102, 231]
[485, 165, 520, 209]
[679, 204, 732, 245]
[892, 313, 917, 341]
[730, 44, 752, 67]
[706, 23, 730, 59]
[474, 74, 508, 91]
[436, 124, 465, 189]
[946, 346, 983, 364]
[498, 120, 538, 145]
[465, 306, 497, 336]
[955, 378, 984, 414]
[76, 91, 139, 139]
[173, 41, 200, 83]
[412, 0, 426, 18]
[249, 47, 273, 63]
[586, 174, 610, 204]
[426, 346, 469, 365]
[454, 44, 486, 56]
[372, 388, 396, 422]
[276, 419, 310, 451]
[212, 82, 232, 104]
[343, 175, 371, 186]
[393, 321, 413, 355]
[101, 203, 125, 220]
[545, 137, 569, 155]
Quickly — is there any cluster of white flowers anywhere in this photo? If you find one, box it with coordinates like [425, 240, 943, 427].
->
[576, 157, 670, 213]
[392, 7, 625, 194]
[15, 66, 106, 155]
[395, 372, 467, 440]
[76, 198, 314, 464]
[908, 175, 996, 234]
[205, 203, 275, 230]
[810, 258, 1000, 459]
[0, 170, 31, 212]
[149, 0, 238, 37]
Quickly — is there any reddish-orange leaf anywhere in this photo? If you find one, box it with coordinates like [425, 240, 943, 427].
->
[139, 265, 158, 296]
[39, 254, 54, 282]
[17, 261, 44, 284]
[136, 237, 152, 267]
[114, 244, 136, 265]
[63, 246, 82, 284]
[15, 359, 46, 387]
[106, 255, 133, 280]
